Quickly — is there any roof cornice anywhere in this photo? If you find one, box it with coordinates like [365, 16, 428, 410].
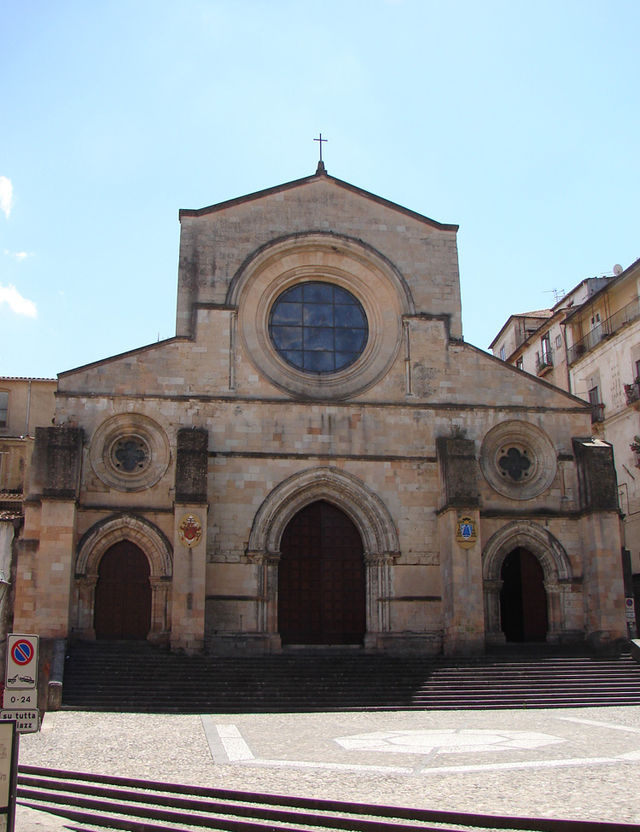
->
[178, 170, 458, 232]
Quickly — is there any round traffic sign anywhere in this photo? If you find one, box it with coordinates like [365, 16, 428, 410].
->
[11, 639, 35, 666]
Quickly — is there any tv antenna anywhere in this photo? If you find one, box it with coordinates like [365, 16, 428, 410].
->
[544, 288, 565, 305]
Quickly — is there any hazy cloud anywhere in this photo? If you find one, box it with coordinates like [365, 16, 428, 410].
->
[0, 284, 37, 318]
[0, 177, 13, 219]
[3, 249, 31, 261]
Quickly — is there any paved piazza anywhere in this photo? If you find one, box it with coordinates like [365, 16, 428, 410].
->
[18, 706, 640, 829]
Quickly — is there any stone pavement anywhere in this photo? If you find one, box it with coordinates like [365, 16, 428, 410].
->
[14, 704, 640, 830]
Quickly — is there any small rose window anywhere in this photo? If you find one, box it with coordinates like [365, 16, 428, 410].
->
[498, 446, 532, 481]
[111, 437, 149, 473]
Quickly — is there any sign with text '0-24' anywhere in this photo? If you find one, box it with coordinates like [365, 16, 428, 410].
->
[5, 635, 38, 691]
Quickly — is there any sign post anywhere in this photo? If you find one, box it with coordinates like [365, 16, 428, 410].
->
[0, 722, 18, 832]
[2, 635, 40, 733]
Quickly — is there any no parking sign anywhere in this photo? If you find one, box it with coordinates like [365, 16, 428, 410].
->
[5, 635, 38, 690]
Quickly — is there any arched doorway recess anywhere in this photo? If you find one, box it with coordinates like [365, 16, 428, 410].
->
[94, 541, 151, 639]
[73, 513, 173, 643]
[246, 467, 400, 650]
[278, 500, 366, 645]
[499, 547, 548, 642]
[482, 521, 574, 645]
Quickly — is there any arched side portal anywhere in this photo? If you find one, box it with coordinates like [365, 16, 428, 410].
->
[94, 540, 152, 639]
[482, 521, 574, 645]
[499, 547, 548, 642]
[247, 467, 400, 650]
[73, 514, 173, 643]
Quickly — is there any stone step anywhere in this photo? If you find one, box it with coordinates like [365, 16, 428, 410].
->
[62, 641, 640, 712]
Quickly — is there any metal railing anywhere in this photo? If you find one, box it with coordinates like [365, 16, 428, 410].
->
[535, 349, 553, 374]
[625, 382, 640, 405]
[567, 296, 640, 365]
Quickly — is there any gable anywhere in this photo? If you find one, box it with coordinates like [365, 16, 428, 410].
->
[176, 172, 463, 341]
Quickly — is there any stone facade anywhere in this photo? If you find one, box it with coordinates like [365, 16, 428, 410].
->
[13, 168, 628, 659]
[491, 259, 640, 635]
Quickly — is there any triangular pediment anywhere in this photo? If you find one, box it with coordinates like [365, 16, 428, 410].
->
[179, 168, 457, 232]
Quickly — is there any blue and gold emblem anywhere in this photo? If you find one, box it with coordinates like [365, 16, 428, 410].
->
[455, 515, 477, 549]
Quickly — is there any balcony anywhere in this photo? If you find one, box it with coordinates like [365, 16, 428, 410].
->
[625, 382, 640, 406]
[591, 403, 606, 424]
[567, 296, 640, 365]
[535, 349, 553, 376]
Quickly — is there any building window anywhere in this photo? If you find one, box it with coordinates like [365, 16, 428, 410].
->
[541, 333, 551, 362]
[635, 359, 640, 383]
[516, 357, 524, 371]
[499, 346, 506, 361]
[269, 282, 368, 374]
[589, 386, 605, 423]
[0, 392, 8, 428]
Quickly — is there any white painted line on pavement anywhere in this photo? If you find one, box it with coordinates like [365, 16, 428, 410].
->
[200, 717, 255, 762]
[215, 723, 255, 761]
[241, 753, 636, 777]
[556, 716, 640, 734]
[246, 758, 412, 774]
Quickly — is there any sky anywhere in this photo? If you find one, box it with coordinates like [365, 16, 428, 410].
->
[1, 0, 639, 378]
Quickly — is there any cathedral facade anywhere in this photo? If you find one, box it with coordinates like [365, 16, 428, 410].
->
[14, 166, 627, 656]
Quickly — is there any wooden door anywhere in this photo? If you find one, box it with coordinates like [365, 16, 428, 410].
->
[278, 501, 366, 645]
[500, 547, 548, 642]
[94, 541, 152, 640]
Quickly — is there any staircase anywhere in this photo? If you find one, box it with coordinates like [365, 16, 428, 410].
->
[60, 640, 640, 712]
[17, 766, 635, 832]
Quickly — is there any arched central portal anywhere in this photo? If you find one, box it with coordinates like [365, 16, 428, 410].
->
[278, 500, 366, 645]
[500, 547, 548, 642]
[94, 541, 152, 639]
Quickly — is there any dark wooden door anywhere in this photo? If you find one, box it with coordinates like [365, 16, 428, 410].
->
[500, 547, 548, 642]
[94, 541, 152, 640]
[278, 501, 366, 645]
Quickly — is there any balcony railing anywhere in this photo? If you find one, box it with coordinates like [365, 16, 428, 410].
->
[591, 403, 606, 423]
[625, 382, 640, 406]
[567, 296, 640, 365]
[535, 349, 553, 375]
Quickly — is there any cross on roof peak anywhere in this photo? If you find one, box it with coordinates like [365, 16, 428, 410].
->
[314, 133, 328, 174]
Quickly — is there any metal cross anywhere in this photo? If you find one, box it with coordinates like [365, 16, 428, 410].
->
[314, 133, 327, 162]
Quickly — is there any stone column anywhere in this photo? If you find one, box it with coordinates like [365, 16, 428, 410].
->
[171, 429, 208, 653]
[436, 437, 485, 655]
[483, 579, 505, 644]
[438, 507, 485, 655]
[259, 552, 281, 652]
[363, 552, 394, 649]
[573, 438, 626, 650]
[73, 575, 97, 640]
[14, 427, 83, 638]
[150, 576, 172, 644]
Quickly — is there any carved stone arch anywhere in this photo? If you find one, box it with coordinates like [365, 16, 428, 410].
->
[73, 514, 173, 643]
[482, 521, 574, 645]
[246, 467, 400, 649]
[248, 467, 400, 559]
[226, 231, 415, 314]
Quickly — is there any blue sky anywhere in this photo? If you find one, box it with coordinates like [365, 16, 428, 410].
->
[2, 0, 639, 378]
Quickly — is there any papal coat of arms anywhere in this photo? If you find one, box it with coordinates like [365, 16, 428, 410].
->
[455, 515, 477, 549]
[179, 513, 202, 548]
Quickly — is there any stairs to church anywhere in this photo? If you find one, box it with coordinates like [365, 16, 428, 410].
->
[61, 640, 640, 712]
